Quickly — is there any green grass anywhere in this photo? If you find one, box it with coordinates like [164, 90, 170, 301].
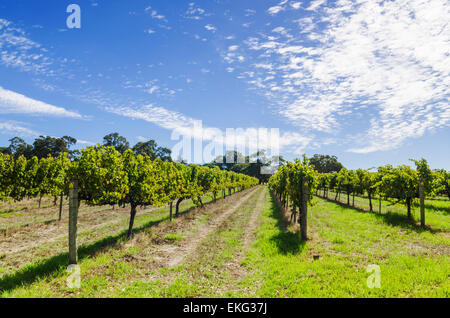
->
[235, 191, 449, 297]
[322, 190, 450, 232]
[164, 233, 184, 242]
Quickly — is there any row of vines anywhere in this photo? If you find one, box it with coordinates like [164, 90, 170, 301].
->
[0, 145, 259, 263]
[269, 157, 449, 240]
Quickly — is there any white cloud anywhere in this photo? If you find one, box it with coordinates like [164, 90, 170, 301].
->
[0, 121, 39, 137]
[306, 0, 326, 11]
[290, 2, 302, 10]
[254, 63, 273, 70]
[136, 136, 147, 142]
[147, 85, 159, 94]
[230, 0, 450, 153]
[185, 3, 208, 20]
[0, 86, 83, 118]
[267, 6, 285, 15]
[228, 45, 239, 51]
[267, 0, 291, 15]
[106, 104, 193, 132]
[77, 139, 95, 145]
[0, 19, 52, 74]
[245, 9, 256, 17]
[204, 24, 217, 32]
[146, 8, 165, 20]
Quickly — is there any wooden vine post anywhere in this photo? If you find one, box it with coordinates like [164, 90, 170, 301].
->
[68, 178, 79, 265]
[58, 192, 64, 221]
[419, 177, 425, 228]
[300, 176, 308, 241]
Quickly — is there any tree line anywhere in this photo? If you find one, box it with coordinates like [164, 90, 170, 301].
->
[0, 132, 172, 162]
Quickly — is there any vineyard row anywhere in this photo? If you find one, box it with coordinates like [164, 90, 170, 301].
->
[269, 157, 450, 239]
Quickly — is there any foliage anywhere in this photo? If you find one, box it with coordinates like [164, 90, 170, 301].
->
[268, 156, 319, 215]
[132, 139, 172, 161]
[433, 169, 450, 199]
[309, 154, 344, 173]
[71, 145, 129, 205]
[103, 133, 130, 154]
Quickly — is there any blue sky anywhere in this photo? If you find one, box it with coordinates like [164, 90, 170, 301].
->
[0, 0, 449, 169]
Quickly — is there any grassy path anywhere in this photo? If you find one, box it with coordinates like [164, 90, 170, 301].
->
[236, 190, 449, 297]
[318, 190, 450, 232]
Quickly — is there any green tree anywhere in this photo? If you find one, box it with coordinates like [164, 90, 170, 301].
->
[8, 137, 33, 159]
[309, 154, 344, 173]
[32, 135, 77, 159]
[132, 139, 172, 161]
[103, 133, 130, 154]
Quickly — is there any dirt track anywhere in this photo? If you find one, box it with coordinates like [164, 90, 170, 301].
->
[120, 186, 267, 290]
[163, 187, 259, 267]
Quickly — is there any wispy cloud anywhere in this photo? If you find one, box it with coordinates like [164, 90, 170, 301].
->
[0, 86, 83, 118]
[306, 0, 326, 11]
[224, 0, 450, 153]
[267, 0, 290, 15]
[204, 24, 217, 33]
[267, 6, 285, 15]
[0, 120, 39, 138]
[145, 6, 167, 21]
[290, 2, 302, 10]
[184, 3, 210, 20]
[0, 18, 52, 74]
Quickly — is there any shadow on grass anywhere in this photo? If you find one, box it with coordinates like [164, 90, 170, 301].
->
[0, 219, 164, 294]
[316, 195, 445, 234]
[268, 192, 306, 255]
[324, 192, 450, 216]
[421, 203, 450, 215]
[0, 189, 247, 294]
